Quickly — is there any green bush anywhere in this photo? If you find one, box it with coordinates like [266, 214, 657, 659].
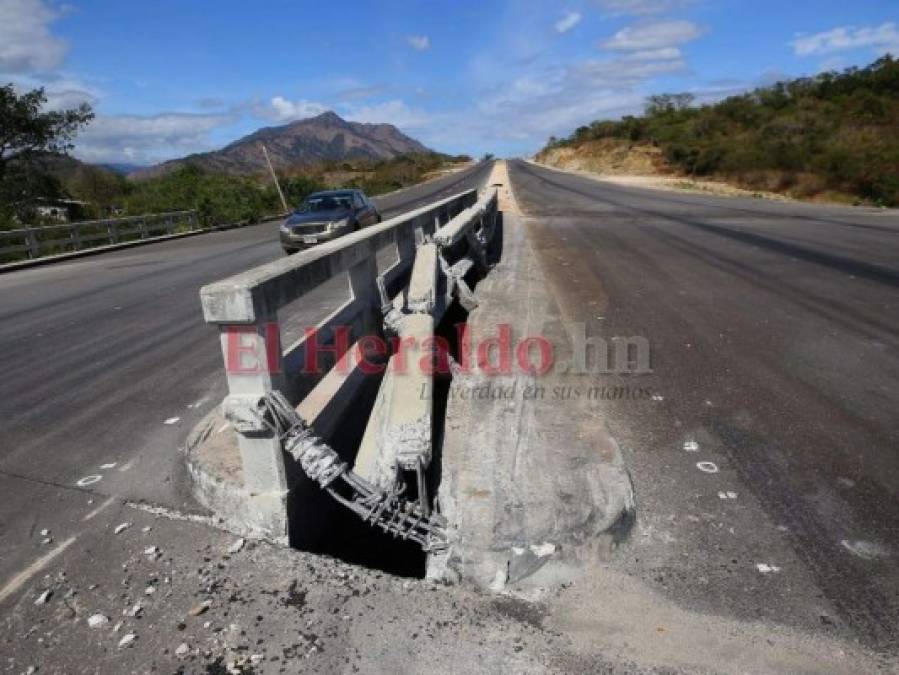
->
[544, 55, 899, 205]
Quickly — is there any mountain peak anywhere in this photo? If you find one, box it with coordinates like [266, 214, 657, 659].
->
[131, 110, 431, 178]
[309, 110, 344, 124]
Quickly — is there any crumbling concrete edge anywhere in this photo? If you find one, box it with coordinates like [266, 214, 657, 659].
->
[183, 408, 288, 544]
[429, 161, 637, 590]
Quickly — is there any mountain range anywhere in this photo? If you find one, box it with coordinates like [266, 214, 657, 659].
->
[131, 111, 431, 179]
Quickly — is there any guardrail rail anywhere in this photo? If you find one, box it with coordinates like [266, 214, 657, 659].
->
[0, 211, 198, 263]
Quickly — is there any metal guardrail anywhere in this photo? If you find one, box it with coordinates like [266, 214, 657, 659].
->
[0, 211, 198, 262]
[199, 187, 499, 540]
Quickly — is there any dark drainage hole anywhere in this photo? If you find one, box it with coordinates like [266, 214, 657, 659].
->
[286, 369, 427, 578]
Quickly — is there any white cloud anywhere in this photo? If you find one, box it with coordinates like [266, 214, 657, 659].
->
[0, 0, 67, 73]
[261, 96, 329, 122]
[423, 49, 687, 152]
[595, 0, 694, 16]
[407, 35, 431, 51]
[555, 11, 582, 34]
[74, 113, 231, 164]
[792, 23, 899, 57]
[343, 99, 431, 129]
[601, 20, 703, 51]
[623, 47, 682, 60]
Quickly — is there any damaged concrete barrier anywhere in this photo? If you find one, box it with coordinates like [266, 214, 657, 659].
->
[192, 185, 499, 546]
[194, 189, 480, 542]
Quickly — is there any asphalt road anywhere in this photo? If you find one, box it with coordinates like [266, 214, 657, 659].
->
[507, 159, 899, 654]
[0, 160, 493, 591]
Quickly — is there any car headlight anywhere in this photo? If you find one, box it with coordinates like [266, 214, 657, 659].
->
[279, 222, 290, 233]
[328, 218, 349, 231]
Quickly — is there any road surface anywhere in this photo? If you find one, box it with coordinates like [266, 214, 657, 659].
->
[0, 160, 492, 589]
[507, 159, 899, 653]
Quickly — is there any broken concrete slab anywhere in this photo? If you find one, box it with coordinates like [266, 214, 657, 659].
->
[430, 162, 635, 589]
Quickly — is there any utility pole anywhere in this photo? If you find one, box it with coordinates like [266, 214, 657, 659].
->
[261, 143, 289, 213]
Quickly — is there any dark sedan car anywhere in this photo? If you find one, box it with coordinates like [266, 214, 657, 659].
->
[279, 189, 381, 254]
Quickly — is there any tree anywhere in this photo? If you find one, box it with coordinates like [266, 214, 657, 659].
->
[644, 93, 695, 116]
[0, 84, 94, 225]
[0, 84, 94, 183]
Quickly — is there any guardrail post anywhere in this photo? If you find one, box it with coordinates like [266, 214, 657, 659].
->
[107, 221, 119, 244]
[71, 224, 82, 251]
[217, 311, 290, 539]
[25, 230, 40, 259]
[139, 218, 148, 239]
[348, 252, 380, 336]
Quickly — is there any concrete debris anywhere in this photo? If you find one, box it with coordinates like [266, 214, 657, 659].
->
[41, 537, 52, 545]
[144, 585, 156, 595]
[34, 590, 52, 605]
[756, 563, 782, 574]
[113, 523, 131, 534]
[118, 633, 136, 648]
[227, 538, 245, 554]
[112, 621, 123, 633]
[683, 440, 700, 452]
[40, 528, 50, 536]
[188, 599, 211, 616]
[125, 603, 142, 618]
[141, 526, 152, 533]
[87, 614, 109, 629]
[531, 542, 556, 558]
[175, 642, 190, 657]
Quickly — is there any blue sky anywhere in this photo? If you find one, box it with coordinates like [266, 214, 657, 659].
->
[1, 0, 897, 164]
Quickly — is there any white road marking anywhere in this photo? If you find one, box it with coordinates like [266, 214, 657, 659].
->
[696, 461, 719, 473]
[840, 539, 890, 560]
[0, 536, 77, 605]
[216, 423, 230, 434]
[164, 417, 180, 425]
[82, 495, 117, 522]
[76, 475, 103, 487]
[99, 462, 117, 470]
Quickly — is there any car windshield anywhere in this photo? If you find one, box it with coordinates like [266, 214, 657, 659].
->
[296, 194, 353, 213]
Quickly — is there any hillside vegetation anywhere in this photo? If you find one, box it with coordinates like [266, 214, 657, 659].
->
[540, 56, 899, 206]
[3, 152, 468, 228]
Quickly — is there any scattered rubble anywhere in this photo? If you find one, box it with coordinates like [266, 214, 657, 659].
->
[117, 633, 137, 648]
[88, 614, 110, 629]
[113, 523, 131, 534]
[227, 538, 245, 554]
